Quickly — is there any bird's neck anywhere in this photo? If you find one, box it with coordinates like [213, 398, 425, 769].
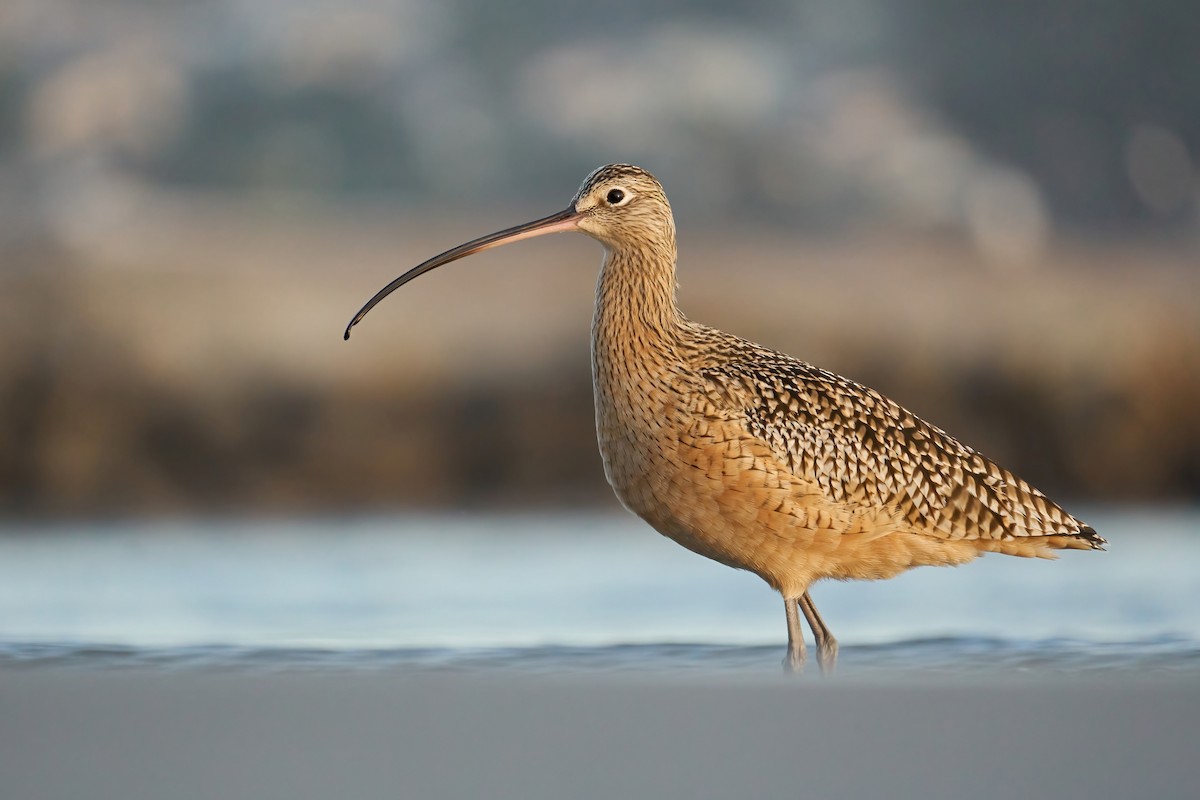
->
[591, 243, 684, 358]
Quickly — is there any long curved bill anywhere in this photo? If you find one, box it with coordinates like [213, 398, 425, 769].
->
[343, 206, 582, 340]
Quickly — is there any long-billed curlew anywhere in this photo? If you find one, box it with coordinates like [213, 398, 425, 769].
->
[345, 164, 1105, 674]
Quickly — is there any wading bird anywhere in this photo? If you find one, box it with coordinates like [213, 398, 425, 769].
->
[344, 164, 1104, 674]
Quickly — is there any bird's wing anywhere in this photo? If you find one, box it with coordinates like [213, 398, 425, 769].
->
[700, 350, 1094, 545]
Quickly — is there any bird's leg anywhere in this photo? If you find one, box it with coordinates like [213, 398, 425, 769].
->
[799, 592, 838, 676]
[782, 596, 807, 674]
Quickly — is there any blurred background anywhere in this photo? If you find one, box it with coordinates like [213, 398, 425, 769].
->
[1, 0, 1197, 518]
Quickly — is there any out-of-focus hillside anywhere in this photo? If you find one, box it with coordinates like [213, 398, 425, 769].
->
[2, 1, 1198, 240]
[1, 200, 1196, 515]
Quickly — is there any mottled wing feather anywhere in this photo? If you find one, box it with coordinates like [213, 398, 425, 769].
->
[697, 339, 1091, 544]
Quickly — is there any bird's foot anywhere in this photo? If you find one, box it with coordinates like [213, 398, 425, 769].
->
[782, 641, 807, 675]
[815, 637, 838, 676]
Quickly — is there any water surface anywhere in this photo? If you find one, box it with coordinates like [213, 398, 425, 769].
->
[1, 509, 1196, 676]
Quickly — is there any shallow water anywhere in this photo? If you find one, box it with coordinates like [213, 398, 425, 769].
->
[0, 508, 1197, 676]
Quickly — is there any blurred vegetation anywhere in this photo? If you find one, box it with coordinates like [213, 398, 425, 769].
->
[0, 1, 1197, 516]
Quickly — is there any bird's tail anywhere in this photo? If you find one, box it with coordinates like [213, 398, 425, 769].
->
[1068, 523, 1107, 551]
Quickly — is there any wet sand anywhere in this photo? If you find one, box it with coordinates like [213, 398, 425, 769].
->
[1, 669, 1196, 800]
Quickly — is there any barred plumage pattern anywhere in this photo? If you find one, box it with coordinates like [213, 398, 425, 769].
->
[691, 330, 1103, 547]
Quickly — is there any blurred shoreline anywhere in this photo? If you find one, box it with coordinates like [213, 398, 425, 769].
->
[1, 199, 1196, 516]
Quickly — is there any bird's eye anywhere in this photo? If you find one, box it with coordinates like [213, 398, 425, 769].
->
[606, 188, 626, 205]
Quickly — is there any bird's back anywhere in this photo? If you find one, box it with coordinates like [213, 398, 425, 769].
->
[681, 322, 1104, 555]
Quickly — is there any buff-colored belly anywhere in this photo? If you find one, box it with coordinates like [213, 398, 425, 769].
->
[599, 410, 986, 598]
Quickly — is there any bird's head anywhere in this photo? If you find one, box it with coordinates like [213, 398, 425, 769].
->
[570, 164, 675, 250]
[343, 164, 673, 340]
